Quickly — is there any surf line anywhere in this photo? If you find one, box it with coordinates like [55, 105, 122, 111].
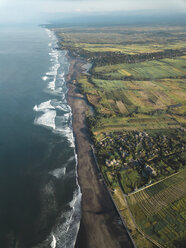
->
[51, 234, 57, 248]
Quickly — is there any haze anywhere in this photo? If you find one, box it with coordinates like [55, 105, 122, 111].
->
[0, 0, 185, 23]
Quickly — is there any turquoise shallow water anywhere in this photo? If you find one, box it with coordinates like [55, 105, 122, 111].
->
[0, 26, 81, 248]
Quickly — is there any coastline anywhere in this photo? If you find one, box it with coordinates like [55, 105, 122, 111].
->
[66, 55, 133, 248]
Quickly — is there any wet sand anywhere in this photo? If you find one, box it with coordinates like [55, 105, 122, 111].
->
[66, 57, 133, 248]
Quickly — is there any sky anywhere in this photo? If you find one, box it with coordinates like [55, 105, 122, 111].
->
[0, 0, 185, 23]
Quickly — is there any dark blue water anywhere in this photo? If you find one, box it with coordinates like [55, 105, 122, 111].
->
[0, 26, 81, 248]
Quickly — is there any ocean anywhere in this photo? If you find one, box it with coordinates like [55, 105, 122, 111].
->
[0, 26, 81, 248]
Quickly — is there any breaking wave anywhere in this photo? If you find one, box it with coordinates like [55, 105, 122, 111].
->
[33, 29, 81, 248]
[51, 154, 82, 248]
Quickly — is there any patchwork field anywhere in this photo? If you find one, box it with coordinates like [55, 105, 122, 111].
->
[127, 170, 186, 247]
[79, 73, 186, 134]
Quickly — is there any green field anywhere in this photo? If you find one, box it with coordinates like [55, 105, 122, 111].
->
[127, 170, 186, 247]
[94, 56, 186, 80]
[65, 42, 186, 55]
[79, 73, 186, 133]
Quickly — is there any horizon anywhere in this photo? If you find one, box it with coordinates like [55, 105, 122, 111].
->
[0, 10, 186, 28]
[0, 0, 186, 24]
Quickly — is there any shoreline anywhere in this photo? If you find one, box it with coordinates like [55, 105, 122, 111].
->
[66, 55, 133, 248]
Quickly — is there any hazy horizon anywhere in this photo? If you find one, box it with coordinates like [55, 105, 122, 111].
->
[0, 0, 186, 24]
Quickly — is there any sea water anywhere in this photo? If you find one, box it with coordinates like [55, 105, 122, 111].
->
[0, 26, 81, 247]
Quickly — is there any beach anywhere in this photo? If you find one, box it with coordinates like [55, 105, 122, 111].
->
[66, 57, 133, 248]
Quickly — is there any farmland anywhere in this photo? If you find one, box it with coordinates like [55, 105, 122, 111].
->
[56, 26, 186, 55]
[94, 56, 186, 80]
[127, 170, 186, 247]
[63, 42, 186, 55]
[55, 25, 186, 247]
[80, 73, 186, 133]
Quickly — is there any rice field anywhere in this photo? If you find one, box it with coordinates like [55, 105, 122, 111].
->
[81, 42, 186, 54]
[79, 73, 186, 133]
[93, 114, 180, 134]
[127, 170, 186, 247]
[94, 57, 186, 80]
[61, 40, 186, 54]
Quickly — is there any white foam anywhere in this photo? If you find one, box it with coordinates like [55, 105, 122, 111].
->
[60, 72, 65, 78]
[54, 113, 75, 147]
[33, 105, 38, 111]
[48, 79, 56, 91]
[42, 76, 49, 81]
[46, 61, 60, 92]
[33, 100, 56, 129]
[51, 234, 57, 248]
[34, 29, 82, 248]
[55, 126, 75, 148]
[33, 100, 55, 112]
[49, 168, 66, 179]
[50, 187, 82, 248]
[35, 110, 56, 130]
[68, 156, 75, 162]
[57, 87, 62, 93]
[46, 71, 55, 76]
[46, 66, 59, 77]
[48, 155, 76, 179]
[49, 52, 58, 58]
[56, 104, 70, 112]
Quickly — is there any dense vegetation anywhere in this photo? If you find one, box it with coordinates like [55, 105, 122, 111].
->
[56, 25, 186, 247]
[96, 131, 185, 194]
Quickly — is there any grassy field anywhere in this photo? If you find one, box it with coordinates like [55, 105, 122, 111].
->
[127, 170, 186, 247]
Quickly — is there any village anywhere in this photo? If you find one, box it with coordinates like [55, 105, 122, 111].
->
[95, 131, 185, 193]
